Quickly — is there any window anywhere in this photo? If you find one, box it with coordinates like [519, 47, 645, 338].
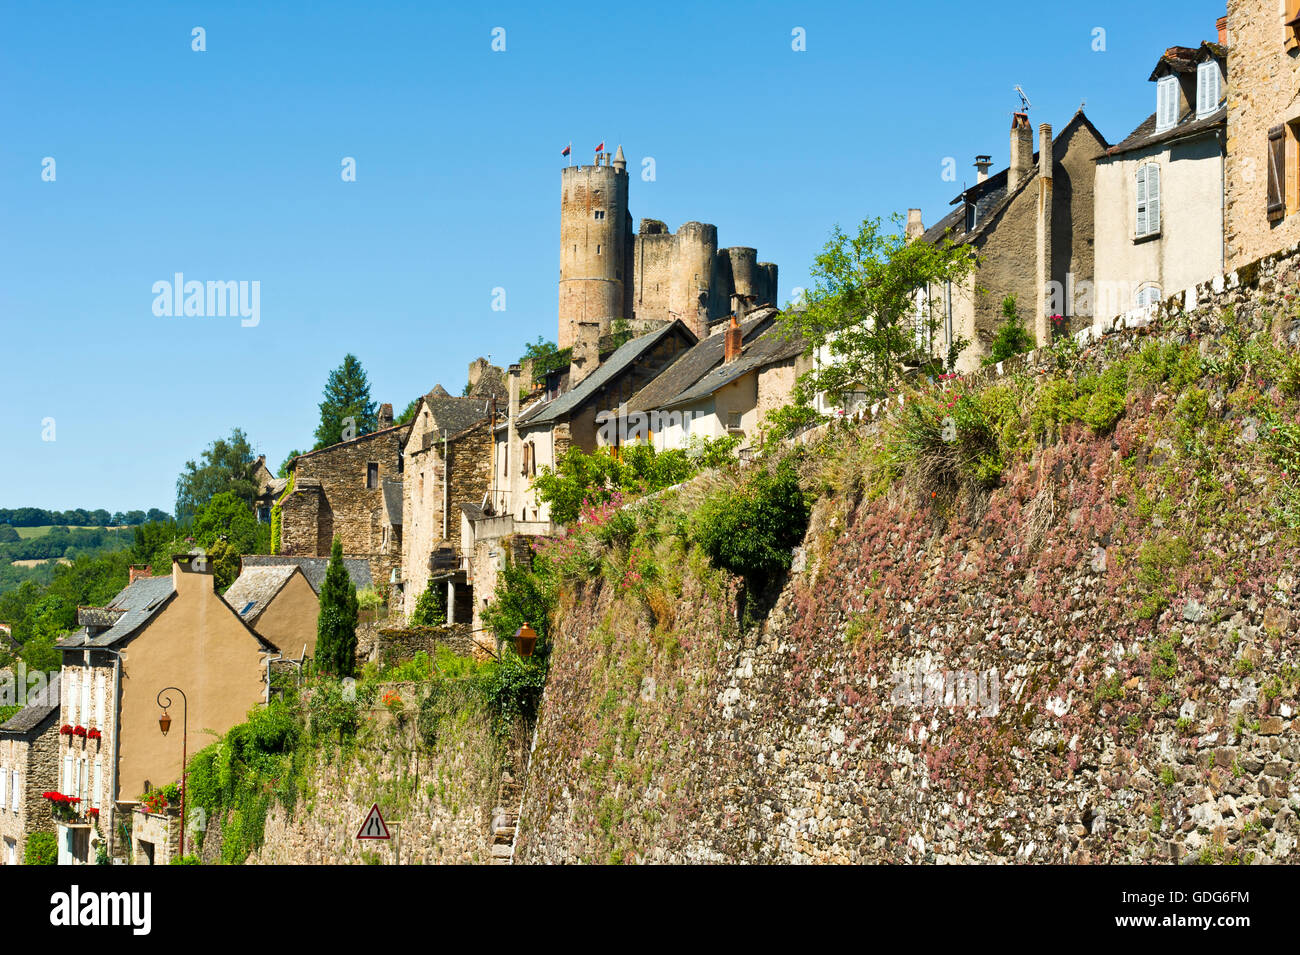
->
[1268, 125, 1287, 223]
[1155, 75, 1179, 131]
[594, 209, 605, 220]
[1135, 284, 1162, 307]
[366, 462, 379, 489]
[726, 411, 743, 430]
[1196, 60, 1222, 117]
[1135, 163, 1161, 238]
[1287, 0, 1300, 50]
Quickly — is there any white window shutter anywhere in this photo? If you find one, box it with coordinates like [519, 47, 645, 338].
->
[93, 758, 103, 809]
[95, 672, 105, 728]
[11, 770, 18, 812]
[67, 670, 78, 725]
[63, 753, 73, 795]
[1136, 165, 1148, 236]
[1147, 164, 1161, 233]
[1, 769, 7, 811]
[80, 669, 90, 725]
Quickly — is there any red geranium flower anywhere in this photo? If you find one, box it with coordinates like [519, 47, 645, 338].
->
[87, 728, 102, 740]
[59, 725, 73, 735]
[73, 726, 87, 737]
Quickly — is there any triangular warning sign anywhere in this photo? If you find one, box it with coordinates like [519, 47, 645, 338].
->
[356, 803, 391, 840]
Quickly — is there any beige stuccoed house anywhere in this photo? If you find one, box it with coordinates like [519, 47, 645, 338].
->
[1094, 34, 1227, 318]
[232, 555, 373, 661]
[53, 555, 279, 864]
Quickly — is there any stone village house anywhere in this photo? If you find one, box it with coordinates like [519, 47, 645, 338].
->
[279, 403, 411, 589]
[918, 110, 1110, 371]
[52, 556, 278, 864]
[1225, 1, 1300, 267]
[0, 682, 59, 865]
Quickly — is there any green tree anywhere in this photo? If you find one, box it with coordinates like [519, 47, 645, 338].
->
[533, 443, 697, 525]
[520, 337, 571, 386]
[175, 428, 260, 522]
[313, 354, 377, 450]
[481, 552, 557, 647]
[191, 491, 269, 556]
[983, 294, 1035, 366]
[783, 213, 976, 405]
[409, 579, 446, 626]
[315, 537, 358, 677]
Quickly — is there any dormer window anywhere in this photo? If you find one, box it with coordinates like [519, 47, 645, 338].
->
[1196, 60, 1222, 117]
[1156, 76, 1179, 131]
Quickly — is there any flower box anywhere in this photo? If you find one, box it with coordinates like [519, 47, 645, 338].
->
[72, 725, 87, 738]
[87, 728, 102, 740]
[59, 725, 73, 736]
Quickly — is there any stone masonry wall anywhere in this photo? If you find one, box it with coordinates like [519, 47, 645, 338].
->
[514, 244, 1300, 864]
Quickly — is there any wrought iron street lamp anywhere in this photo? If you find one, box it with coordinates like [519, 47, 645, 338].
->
[156, 686, 188, 858]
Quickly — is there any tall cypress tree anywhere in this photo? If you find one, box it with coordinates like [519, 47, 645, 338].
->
[316, 537, 359, 677]
[313, 354, 378, 450]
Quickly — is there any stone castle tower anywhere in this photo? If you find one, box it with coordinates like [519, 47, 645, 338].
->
[559, 145, 777, 348]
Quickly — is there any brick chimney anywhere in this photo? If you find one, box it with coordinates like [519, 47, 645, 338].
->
[974, 155, 993, 183]
[377, 403, 394, 430]
[569, 321, 601, 387]
[724, 314, 743, 364]
[128, 564, 152, 584]
[905, 209, 925, 240]
[1217, 14, 1227, 45]
[1009, 112, 1033, 192]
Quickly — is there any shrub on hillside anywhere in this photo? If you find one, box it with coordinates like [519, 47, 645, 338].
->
[692, 455, 811, 589]
[24, 831, 56, 865]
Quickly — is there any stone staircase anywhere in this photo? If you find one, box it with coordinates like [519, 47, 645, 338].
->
[490, 772, 523, 865]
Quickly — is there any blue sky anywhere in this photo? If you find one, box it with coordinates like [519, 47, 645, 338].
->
[0, 0, 1226, 512]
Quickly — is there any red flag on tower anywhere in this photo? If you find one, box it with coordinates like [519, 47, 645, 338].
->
[561, 143, 571, 157]
[595, 142, 605, 153]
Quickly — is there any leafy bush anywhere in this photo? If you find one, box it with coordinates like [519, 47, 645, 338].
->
[24, 831, 57, 865]
[982, 295, 1035, 366]
[306, 678, 362, 741]
[692, 455, 811, 589]
[409, 580, 446, 626]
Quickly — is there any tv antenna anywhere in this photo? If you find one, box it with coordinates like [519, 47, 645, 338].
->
[1014, 85, 1032, 113]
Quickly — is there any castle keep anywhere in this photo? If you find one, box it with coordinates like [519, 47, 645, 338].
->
[558, 146, 778, 348]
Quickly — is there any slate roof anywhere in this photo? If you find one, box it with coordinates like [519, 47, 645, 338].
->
[625, 307, 779, 414]
[413, 395, 494, 451]
[239, 555, 373, 593]
[662, 326, 806, 409]
[1101, 106, 1225, 158]
[383, 478, 403, 525]
[292, 420, 412, 463]
[1148, 42, 1225, 82]
[518, 322, 696, 428]
[222, 564, 299, 623]
[0, 681, 60, 736]
[56, 575, 176, 649]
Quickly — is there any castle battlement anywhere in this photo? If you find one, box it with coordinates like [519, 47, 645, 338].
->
[559, 144, 776, 346]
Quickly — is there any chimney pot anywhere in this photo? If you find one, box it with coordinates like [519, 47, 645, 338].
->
[1038, 123, 1053, 179]
[1217, 15, 1227, 45]
[377, 403, 394, 430]
[129, 564, 152, 584]
[569, 321, 602, 386]
[974, 155, 993, 183]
